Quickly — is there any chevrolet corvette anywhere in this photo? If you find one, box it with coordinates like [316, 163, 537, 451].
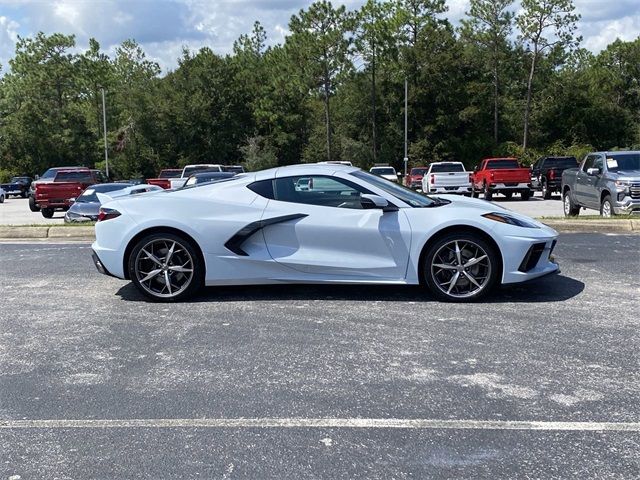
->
[91, 164, 559, 302]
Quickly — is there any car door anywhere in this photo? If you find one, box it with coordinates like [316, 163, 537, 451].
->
[260, 174, 412, 280]
[575, 155, 597, 206]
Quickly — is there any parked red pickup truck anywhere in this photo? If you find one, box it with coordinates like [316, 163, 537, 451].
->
[35, 168, 104, 218]
[404, 166, 429, 190]
[472, 158, 532, 201]
[146, 169, 182, 190]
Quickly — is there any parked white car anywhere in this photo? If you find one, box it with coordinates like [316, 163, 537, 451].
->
[92, 164, 559, 303]
[370, 166, 398, 182]
[170, 164, 224, 189]
[0, 186, 5, 203]
[422, 162, 472, 195]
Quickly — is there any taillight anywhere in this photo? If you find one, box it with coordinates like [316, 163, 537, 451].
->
[430, 174, 435, 184]
[548, 169, 556, 180]
[97, 207, 121, 222]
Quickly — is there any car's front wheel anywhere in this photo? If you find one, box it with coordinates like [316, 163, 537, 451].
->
[600, 195, 615, 218]
[29, 195, 40, 212]
[563, 191, 580, 217]
[423, 232, 499, 302]
[0, 194, 4, 203]
[128, 232, 204, 302]
[41, 207, 54, 218]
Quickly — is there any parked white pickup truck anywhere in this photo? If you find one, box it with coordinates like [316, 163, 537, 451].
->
[170, 164, 223, 189]
[422, 162, 472, 195]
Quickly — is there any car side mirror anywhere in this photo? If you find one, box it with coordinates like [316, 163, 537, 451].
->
[474, 166, 479, 173]
[586, 167, 601, 176]
[34, 175, 40, 180]
[361, 194, 398, 212]
[69, 197, 76, 204]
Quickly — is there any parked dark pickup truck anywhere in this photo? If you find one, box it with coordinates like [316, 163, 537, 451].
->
[562, 151, 640, 217]
[35, 169, 105, 218]
[530, 156, 578, 199]
[0, 176, 33, 198]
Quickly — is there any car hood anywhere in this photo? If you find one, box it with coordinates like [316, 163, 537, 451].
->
[435, 194, 546, 227]
[614, 170, 640, 180]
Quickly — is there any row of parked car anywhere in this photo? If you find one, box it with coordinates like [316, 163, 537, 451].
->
[397, 152, 640, 216]
[2, 163, 244, 221]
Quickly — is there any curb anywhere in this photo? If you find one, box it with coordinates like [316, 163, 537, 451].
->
[0, 220, 638, 241]
[0, 225, 95, 240]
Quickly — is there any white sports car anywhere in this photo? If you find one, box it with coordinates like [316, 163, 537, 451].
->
[91, 164, 559, 302]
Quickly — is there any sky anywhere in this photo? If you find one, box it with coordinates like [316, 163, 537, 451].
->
[0, 0, 638, 73]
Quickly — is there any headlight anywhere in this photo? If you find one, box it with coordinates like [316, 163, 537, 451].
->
[615, 180, 630, 192]
[482, 212, 539, 228]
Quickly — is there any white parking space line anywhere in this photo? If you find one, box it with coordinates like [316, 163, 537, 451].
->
[1, 418, 639, 432]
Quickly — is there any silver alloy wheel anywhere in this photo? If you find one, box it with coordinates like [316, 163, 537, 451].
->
[134, 238, 194, 298]
[564, 195, 571, 215]
[431, 240, 492, 299]
[601, 200, 612, 217]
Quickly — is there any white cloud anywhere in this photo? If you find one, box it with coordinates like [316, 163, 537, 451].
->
[0, 0, 637, 74]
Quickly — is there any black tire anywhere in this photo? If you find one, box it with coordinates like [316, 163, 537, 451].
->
[128, 232, 204, 302]
[542, 180, 551, 199]
[521, 190, 531, 201]
[503, 192, 513, 200]
[0, 194, 4, 203]
[29, 195, 40, 212]
[483, 183, 492, 201]
[21, 190, 28, 198]
[423, 232, 499, 302]
[600, 195, 615, 218]
[41, 208, 54, 218]
[563, 190, 580, 217]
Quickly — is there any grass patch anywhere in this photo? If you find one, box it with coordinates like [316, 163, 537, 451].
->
[538, 215, 634, 220]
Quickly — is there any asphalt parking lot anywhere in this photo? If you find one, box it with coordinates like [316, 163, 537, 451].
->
[1, 233, 639, 478]
[0, 193, 568, 226]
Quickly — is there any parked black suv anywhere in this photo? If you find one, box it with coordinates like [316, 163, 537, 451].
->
[530, 156, 578, 199]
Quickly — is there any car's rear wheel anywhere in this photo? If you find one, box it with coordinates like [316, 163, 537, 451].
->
[29, 195, 40, 212]
[563, 191, 580, 217]
[128, 233, 204, 302]
[0, 194, 4, 203]
[41, 208, 54, 218]
[423, 232, 499, 302]
[600, 195, 615, 218]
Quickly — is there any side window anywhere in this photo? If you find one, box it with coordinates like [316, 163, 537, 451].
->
[593, 155, 604, 171]
[582, 155, 595, 172]
[274, 175, 368, 209]
[247, 179, 275, 199]
[533, 158, 542, 170]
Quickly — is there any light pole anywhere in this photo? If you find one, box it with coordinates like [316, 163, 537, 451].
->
[101, 87, 109, 178]
[403, 78, 408, 177]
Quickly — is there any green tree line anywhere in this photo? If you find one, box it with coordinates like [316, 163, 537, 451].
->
[0, 0, 638, 181]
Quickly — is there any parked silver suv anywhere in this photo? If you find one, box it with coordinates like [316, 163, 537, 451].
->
[561, 151, 640, 216]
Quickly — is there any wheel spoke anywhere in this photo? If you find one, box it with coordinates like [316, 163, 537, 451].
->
[164, 271, 172, 295]
[446, 272, 460, 294]
[140, 268, 162, 283]
[433, 263, 457, 270]
[454, 242, 462, 265]
[142, 248, 163, 267]
[169, 265, 193, 273]
[464, 255, 487, 268]
[165, 242, 176, 264]
[463, 271, 481, 289]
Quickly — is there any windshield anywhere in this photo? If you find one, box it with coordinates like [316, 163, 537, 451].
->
[486, 159, 519, 169]
[546, 158, 577, 168]
[410, 168, 428, 176]
[371, 167, 396, 176]
[159, 170, 182, 178]
[606, 153, 640, 173]
[352, 171, 436, 207]
[183, 166, 220, 176]
[430, 163, 465, 173]
[77, 184, 131, 202]
[55, 171, 93, 182]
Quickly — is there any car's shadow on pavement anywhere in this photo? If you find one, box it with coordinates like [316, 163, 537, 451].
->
[115, 274, 584, 304]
